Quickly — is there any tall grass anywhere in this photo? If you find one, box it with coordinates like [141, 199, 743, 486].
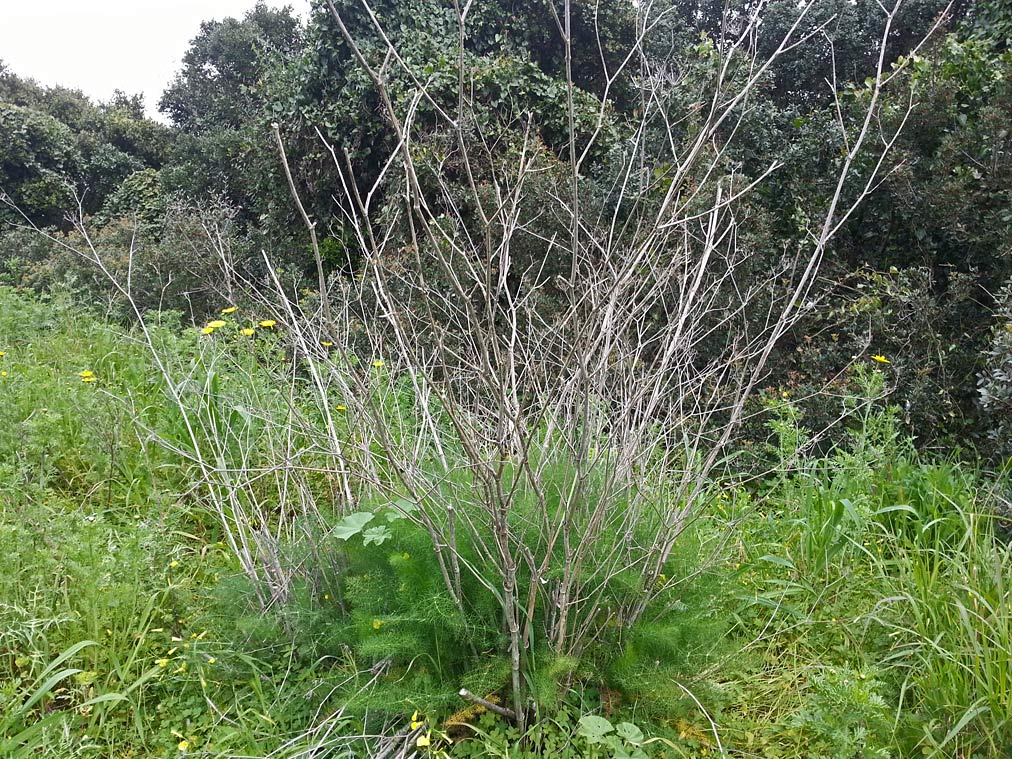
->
[868, 463, 1011, 756]
[717, 393, 1012, 757]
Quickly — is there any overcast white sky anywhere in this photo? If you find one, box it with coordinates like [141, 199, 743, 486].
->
[0, 0, 311, 120]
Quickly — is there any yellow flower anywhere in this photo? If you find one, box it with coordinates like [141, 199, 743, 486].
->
[259, 320, 276, 328]
[416, 733, 431, 748]
[241, 328, 255, 336]
[372, 619, 383, 630]
[169, 560, 179, 568]
[206, 657, 216, 664]
[78, 370, 94, 378]
[82, 376, 97, 383]
[410, 711, 425, 730]
[0, 371, 6, 378]
[201, 326, 215, 335]
[336, 404, 346, 411]
[0, 351, 5, 357]
[207, 320, 227, 329]
[372, 359, 385, 368]
[178, 740, 190, 751]
[871, 354, 890, 364]
[156, 658, 169, 667]
[221, 306, 238, 314]
[321, 340, 333, 347]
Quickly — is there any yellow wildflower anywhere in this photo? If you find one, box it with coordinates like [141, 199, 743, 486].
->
[207, 657, 216, 664]
[416, 733, 431, 748]
[201, 326, 215, 335]
[82, 376, 97, 383]
[221, 306, 238, 314]
[410, 711, 425, 730]
[241, 328, 255, 336]
[336, 404, 346, 411]
[0, 351, 5, 357]
[169, 560, 179, 568]
[372, 619, 383, 630]
[78, 370, 94, 378]
[259, 320, 276, 328]
[372, 359, 385, 368]
[0, 371, 6, 378]
[207, 320, 227, 329]
[156, 658, 169, 667]
[321, 340, 333, 347]
[178, 740, 190, 751]
[871, 354, 890, 364]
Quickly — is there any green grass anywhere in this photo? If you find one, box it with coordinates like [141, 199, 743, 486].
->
[0, 289, 353, 757]
[1, 286, 1010, 758]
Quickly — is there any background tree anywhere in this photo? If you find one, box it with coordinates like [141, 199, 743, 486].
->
[159, 2, 303, 135]
[157, 2, 303, 229]
[0, 63, 172, 228]
[4, 0, 1012, 458]
[770, 21, 1012, 451]
[667, 0, 966, 104]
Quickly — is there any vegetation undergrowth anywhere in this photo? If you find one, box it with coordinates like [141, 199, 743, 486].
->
[1, 288, 1009, 757]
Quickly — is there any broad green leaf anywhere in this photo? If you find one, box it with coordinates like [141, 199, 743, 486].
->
[615, 722, 644, 743]
[333, 511, 375, 540]
[363, 525, 392, 546]
[578, 715, 615, 743]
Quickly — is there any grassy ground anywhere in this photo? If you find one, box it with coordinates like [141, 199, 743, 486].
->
[1, 287, 1009, 758]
